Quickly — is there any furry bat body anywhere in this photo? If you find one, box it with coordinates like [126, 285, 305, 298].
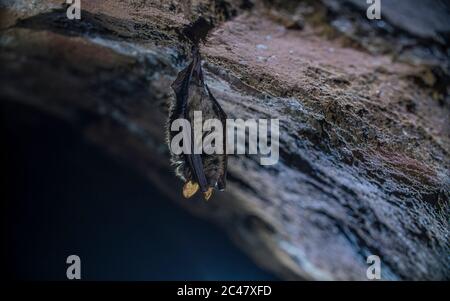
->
[168, 47, 227, 200]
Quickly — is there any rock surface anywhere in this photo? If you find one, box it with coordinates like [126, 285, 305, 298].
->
[1, 0, 448, 280]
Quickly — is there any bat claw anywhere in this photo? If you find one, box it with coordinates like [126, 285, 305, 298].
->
[203, 187, 214, 201]
[183, 181, 199, 198]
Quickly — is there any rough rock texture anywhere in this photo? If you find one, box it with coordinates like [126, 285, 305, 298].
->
[1, 0, 449, 280]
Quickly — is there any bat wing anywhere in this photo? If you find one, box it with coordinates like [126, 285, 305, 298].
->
[170, 51, 209, 192]
[206, 85, 228, 190]
[170, 61, 193, 122]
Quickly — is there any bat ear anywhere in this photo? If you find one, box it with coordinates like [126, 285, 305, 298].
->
[182, 181, 199, 198]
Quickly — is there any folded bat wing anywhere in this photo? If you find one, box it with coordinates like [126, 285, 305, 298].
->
[170, 50, 209, 192]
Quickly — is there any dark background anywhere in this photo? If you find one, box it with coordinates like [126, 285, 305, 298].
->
[1, 101, 275, 280]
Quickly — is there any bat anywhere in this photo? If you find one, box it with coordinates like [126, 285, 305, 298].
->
[168, 46, 227, 201]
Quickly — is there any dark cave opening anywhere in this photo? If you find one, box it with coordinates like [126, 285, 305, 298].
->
[1, 101, 275, 280]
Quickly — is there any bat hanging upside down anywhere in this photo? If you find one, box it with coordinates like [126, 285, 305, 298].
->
[167, 46, 228, 201]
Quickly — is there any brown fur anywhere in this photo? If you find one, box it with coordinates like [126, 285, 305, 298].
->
[167, 47, 227, 198]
